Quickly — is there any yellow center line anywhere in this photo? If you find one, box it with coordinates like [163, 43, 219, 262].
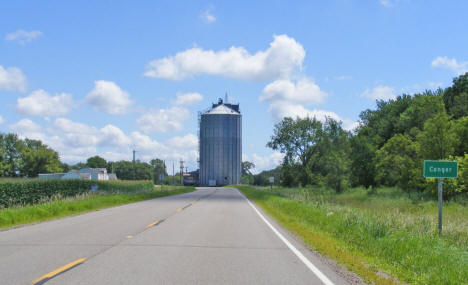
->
[32, 258, 87, 284]
[176, 208, 183, 212]
[126, 235, 133, 239]
[145, 220, 159, 229]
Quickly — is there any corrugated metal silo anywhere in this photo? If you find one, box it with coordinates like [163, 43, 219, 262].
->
[199, 98, 242, 186]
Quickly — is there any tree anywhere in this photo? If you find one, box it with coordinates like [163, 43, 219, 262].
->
[267, 117, 323, 185]
[417, 112, 456, 160]
[443, 72, 468, 119]
[314, 118, 351, 192]
[375, 134, 425, 196]
[453, 116, 468, 156]
[86, 156, 107, 168]
[350, 134, 376, 188]
[396, 91, 445, 133]
[20, 139, 62, 177]
[113, 160, 153, 180]
[150, 159, 167, 184]
[1, 133, 24, 177]
[242, 161, 255, 176]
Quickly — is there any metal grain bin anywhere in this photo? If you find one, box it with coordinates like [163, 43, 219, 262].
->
[199, 99, 242, 186]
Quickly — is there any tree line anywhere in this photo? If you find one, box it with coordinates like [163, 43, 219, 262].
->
[259, 73, 468, 197]
[0, 134, 169, 183]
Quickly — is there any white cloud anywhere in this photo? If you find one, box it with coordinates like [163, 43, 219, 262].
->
[86, 80, 133, 114]
[173, 92, 203, 106]
[16, 89, 74, 117]
[99, 124, 132, 147]
[167, 134, 198, 149]
[431, 56, 468, 75]
[361, 85, 395, 100]
[10, 118, 41, 133]
[335, 75, 352, 80]
[137, 107, 190, 133]
[5, 29, 42, 45]
[379, 0, 393, 7]
[0, 65, 27, 92]
[200, 8, 216, 23]
[0, 116, 3, 125]
[243, 152, 284, 173]
[144, 34, 305, 81]
[260, 78, 327, 106]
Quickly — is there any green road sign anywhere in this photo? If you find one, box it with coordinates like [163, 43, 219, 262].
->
[423, 160, 458, 178]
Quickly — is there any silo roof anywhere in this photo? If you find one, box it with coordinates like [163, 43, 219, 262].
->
[204, 104, 240, 115]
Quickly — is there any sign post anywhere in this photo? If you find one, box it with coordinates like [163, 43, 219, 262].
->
[269, 176, 274, 191]
[423, 160, 458, 234]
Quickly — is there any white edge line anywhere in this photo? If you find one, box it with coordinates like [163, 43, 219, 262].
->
[239, 190, 335, 285]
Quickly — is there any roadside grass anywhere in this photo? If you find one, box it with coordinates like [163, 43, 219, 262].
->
[0, 186, 195, 230]
[235, 185, 468, 285]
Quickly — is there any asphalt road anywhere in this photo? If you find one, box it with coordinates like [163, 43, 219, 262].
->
[0, 187, 353, 285]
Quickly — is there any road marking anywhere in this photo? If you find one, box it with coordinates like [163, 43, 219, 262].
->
[32, 258, 87, 284]
[240, 193, 335, 285]
[145, 220, 159, 229]
[126, 235, 133, 239]
[176, 208, 182, 212]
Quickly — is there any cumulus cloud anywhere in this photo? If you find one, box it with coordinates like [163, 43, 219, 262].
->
[0, 65, 27, 92]
[431, 56, 468, 75]
[9, 119, 45, 141]
[361, 85, 395, 101]
[242, 152, 283, 173]
[10, 118, 41, 133]
[5, 29, 42, 45]
[137, 107, 190, 133]
[167, 134, 198, 149]
[86, 80, 133, 114]
[173, 92, 203, 106]
[0, 116, 3, 124]
[200, 8, 216, 23]
[144, 34, 305, 81]
[16, 89, 73, 117]
[260, 78, 327, 106]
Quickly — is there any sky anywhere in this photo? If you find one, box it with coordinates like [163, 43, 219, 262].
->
[0, 0, 467, 173]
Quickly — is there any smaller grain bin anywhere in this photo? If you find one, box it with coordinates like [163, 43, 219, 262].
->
[199, 98, 242, 186]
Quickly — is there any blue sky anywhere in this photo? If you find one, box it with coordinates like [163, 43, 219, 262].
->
[0, 0, 467, 172]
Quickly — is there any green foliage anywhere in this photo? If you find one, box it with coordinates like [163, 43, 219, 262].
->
[453, 116, 468, 156]
[238, 185, 468, 284]
[94, 180, 154, 193]
[426, 154, 468, 197]
[0, 179, 93, 207]
[20, 139, 62, 177]
[443, 72, 468, 119]
[112, 160, 154, 180]
[417, 112, 456, 160]
[375, 134, 425, 194]
[0, 186, 195, 229]
[0, 179, 155, 208]
[241, 161, 255, 176]
[86, 155, 107, 168]
[150, 158, 167, 184]
[349, 135, 376, 188]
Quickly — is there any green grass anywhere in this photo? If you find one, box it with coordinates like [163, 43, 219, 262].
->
[0, 186, 195, 229]
[235, 185, 468, 285]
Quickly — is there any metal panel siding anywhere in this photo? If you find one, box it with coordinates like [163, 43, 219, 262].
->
[199, 111, 241, 186]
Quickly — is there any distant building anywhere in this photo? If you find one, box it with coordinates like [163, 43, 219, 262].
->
[39, 168, 117, 181]
[199, 98, 242, 186]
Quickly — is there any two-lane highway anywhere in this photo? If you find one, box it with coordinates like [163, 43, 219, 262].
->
[0, 188, 355, 284]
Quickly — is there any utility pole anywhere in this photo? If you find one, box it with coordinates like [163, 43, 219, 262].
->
[172, 161, 175, 185]
[132, 150, 136, 180]
[180, 160, 185, 185]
